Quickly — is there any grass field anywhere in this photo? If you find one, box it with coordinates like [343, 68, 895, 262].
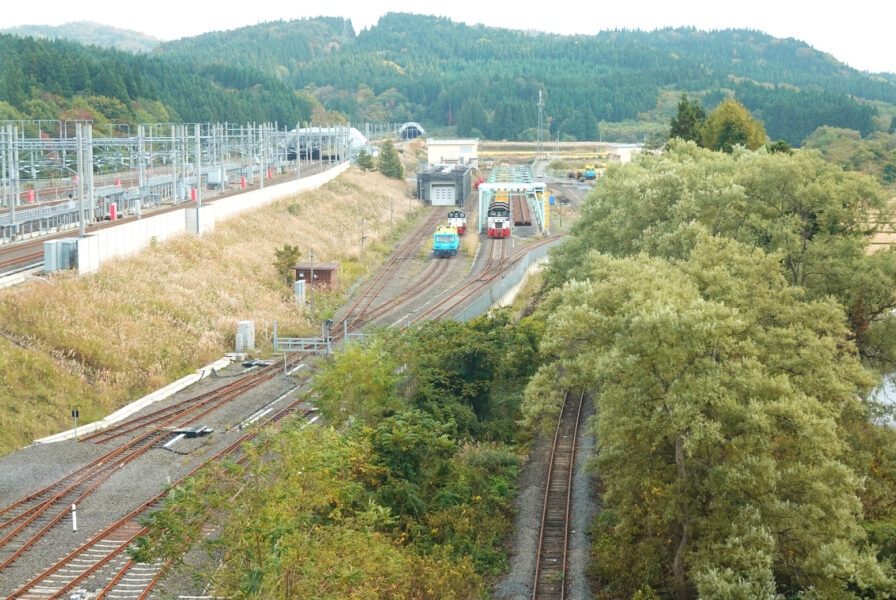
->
[0, 167, 420, 455]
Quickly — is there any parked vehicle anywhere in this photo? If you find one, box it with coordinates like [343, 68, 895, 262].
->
[447, 209, 467, 235]
[433, 225, 460, 257]
[487, 199, 511, 238]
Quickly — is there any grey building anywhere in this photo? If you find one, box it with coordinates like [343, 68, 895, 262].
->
[417, 164, 474, 206]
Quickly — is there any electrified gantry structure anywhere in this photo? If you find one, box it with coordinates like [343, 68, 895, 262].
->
[0, 120, 363, 244]
[477, 164, 547, 235]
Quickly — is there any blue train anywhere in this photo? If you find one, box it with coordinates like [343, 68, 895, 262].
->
[433, 225, 460, 258]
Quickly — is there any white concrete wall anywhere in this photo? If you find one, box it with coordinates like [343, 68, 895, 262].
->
[77, 162, 350, 274]
[32, 357, 231, 444]
[426, 141, 479, 167]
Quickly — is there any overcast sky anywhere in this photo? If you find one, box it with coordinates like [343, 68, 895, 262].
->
[4, 0, 895, 73]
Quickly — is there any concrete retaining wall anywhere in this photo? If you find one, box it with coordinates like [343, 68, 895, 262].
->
[77, 162, 350, 274]
[33, 357, 232, 444]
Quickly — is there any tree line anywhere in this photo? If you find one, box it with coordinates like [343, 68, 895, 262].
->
[526, 140, 896, 597]
[133, 315, 544, 598]
[155, 12, 891, 144]
[0, 33, 317, 129]
[3, 15, 892, 145]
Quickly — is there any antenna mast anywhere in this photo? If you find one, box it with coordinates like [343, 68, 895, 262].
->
[537, 90, 545, 160]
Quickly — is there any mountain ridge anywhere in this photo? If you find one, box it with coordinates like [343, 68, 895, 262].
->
[2, 13, 894, 145]
[1, 21, 161, 53]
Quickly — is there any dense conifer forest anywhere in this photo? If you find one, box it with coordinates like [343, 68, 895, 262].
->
[2, 13, 895, 145]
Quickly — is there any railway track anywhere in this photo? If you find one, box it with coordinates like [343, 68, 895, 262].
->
[0, 250, 43, 271]
[0, 192, 559, 596]
[77, 363, 275, 445]
[0, 164, 327, 273]
[6, 404, 315, 600]
[0, 363, 290, 573]
[350, 257, 450, 327]
[0, 201, 464, 588]
[340, 206, 443, 329]
[480, 236, 507, 277]
[414, 234, 561, 323]
[532, 389, 585, 600]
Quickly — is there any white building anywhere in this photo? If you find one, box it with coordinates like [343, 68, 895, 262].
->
[426, 138, 479, 167]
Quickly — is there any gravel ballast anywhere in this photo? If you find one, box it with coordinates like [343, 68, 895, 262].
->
[493, 394, 597, 600]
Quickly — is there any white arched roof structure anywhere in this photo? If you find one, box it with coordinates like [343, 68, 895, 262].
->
[399, 122, 426, 139]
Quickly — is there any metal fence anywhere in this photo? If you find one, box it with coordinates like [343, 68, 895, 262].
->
[453, 238, 563, 322]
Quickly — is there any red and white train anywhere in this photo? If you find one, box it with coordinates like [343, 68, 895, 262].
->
[487, 200, 510, 238]
[447, 209, 466, 235]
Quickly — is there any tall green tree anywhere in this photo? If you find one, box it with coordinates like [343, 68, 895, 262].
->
[273, 243, 301, 285]
[548, 140, 896, 368]
[526, 237, 895, 598]
[700, 98, 766, 151]
[1, 59, 29, 109]
[669, 91, 706, 143]
[377, 139, 404, 180]
[355, 148, 375, 171]
[455, 98, 487, 137]
[313, 336, 404, 426]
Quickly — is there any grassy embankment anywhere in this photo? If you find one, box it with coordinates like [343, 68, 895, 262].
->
[0, 168, 419, 456]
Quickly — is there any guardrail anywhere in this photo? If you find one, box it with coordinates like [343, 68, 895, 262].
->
[453, 238, 562, 322]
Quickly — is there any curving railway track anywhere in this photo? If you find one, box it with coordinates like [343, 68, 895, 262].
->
[339, 205, 445, 330]
[412, 233, 561, 324]
[532, 390, 585, 600]
[0, 190, 567, 597]
[5, 403, 315, 600]
[0, 202, 455, 596]
[0, 365, 295, 574]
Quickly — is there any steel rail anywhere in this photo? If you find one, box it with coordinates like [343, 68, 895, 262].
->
[532, 389, 584, 600]
[7, 404, 314, 599]
[0, 366, 284, 569]
[340, 207, 443, 329]
[416, 234, 560, 323]
[350, 257, 450, 327]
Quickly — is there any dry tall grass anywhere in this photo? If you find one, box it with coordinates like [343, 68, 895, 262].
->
[0, 168, 419, 455]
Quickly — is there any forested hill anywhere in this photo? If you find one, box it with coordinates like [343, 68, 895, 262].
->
[152, 18, 352, 77]
[0, 33, 318, 129]
[1, 22, 161, 53]
[151, 13, 896, 145]
[3, 13, 895, 145]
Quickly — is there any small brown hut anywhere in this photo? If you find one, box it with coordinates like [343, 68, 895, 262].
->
[293, 262, 340, 289]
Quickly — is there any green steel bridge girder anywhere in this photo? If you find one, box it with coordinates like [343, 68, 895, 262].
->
[480, 164, 545, 233]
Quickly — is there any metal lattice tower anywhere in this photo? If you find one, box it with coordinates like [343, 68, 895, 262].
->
[537, 90, 545, 160]
[0, 120, 321, 243]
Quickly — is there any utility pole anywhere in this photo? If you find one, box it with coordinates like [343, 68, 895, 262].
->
[296, 121, 302, 180]
[195, 123, 202, 232]
[86, 125, 94, 223]
[537, 90, 545, 161]
[259, 123, 265, 190]
[361, 218, 366, 267]
[170, 125, 177, 207]
[76, 124, 85, 237]
[309, 250, 315, 320]
[10, 126, 19, 231]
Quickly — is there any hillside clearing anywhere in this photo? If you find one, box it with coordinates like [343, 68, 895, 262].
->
[0, 168, 419, 456]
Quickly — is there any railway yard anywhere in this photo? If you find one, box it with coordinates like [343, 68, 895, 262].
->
[0, 150, 594, 599]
